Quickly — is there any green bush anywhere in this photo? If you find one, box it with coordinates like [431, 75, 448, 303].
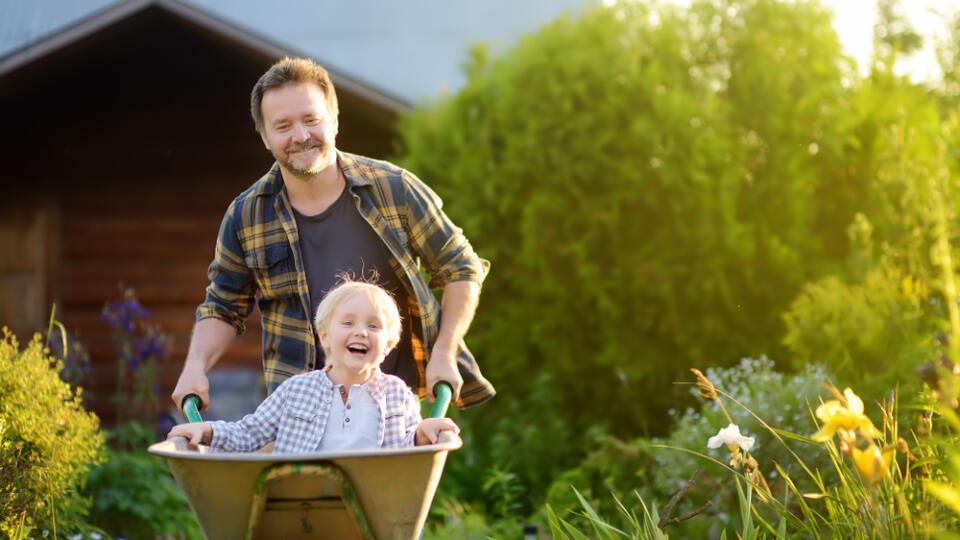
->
[0, 330, 104, 536]
[397, 0, 960, 518]
[783, 265, 935, 401]
[84, 422, 202, 540]
[397, 0, 871, 499]
[545, 358, 834, 537]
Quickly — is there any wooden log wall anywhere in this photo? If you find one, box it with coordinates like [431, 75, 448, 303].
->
[60, 182, 265, 426]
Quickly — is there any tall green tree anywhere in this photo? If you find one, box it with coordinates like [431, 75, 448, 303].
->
[397, 0, 947, 499]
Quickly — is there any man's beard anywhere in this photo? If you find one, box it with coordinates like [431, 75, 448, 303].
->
[275, 137, 334, 178]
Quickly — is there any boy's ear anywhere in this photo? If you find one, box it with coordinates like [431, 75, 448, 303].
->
[317, 329, 329, 350]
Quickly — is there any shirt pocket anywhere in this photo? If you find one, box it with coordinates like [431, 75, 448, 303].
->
[244, 243, 299, 299]
[277, 398, 320, 452]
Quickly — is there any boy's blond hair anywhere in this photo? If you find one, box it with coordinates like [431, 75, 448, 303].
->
[313, 280, 402, 352]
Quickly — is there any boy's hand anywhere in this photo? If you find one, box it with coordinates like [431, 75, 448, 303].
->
[415, 417, 460, 446]
[167, 422, 213, 449]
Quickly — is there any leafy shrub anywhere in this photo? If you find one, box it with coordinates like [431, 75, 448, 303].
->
[651, 358, 835, 533]
[83, 422, 202, 539]
[783, 264, 935, 400]
[544, 432, 658, 532]
[396, 0, 876, 501]
[0, 330, 104, 536]
[422, 498, 523, 540]
[546, 358, 834, 537]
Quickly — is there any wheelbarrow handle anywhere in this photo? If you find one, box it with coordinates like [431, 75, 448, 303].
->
[429, 382, 453, 419]
[182, 394, 204, 423]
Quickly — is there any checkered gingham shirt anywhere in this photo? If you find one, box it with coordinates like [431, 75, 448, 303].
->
[196, 151, 495, 408]
[208, 369, 421, 453]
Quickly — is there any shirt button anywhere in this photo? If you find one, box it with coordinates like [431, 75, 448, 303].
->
[345, 417, 350, 423]
[346, 405, 351, 410]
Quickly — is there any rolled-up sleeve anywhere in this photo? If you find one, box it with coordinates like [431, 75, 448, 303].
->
[196, 200, 257, 334]
[401, 171, 490, 289]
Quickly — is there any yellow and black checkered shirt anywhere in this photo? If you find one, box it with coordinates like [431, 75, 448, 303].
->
[197, 151, 495, 408]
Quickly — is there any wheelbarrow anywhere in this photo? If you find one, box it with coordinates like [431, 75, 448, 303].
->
[148, 383, 460, 540]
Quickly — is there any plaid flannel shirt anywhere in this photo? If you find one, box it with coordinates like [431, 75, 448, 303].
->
[197, 151, 495, 407]
[208, 369, 420, 453]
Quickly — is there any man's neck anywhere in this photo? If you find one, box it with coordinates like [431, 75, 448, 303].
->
[281, 159, 346, 216]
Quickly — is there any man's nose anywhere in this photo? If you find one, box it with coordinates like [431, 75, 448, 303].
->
[292, 123, 310, 142]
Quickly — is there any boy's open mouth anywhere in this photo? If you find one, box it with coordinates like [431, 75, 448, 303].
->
[347, 344, 368, 354]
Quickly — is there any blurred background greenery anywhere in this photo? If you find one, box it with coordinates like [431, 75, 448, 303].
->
[395, 0, 960, 536]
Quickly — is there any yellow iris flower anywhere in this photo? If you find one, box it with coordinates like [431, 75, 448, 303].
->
[852, 444, 895, 485]
[811, 387, 882, 442]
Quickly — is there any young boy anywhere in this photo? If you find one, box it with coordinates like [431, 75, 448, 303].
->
[167, 280, 459, 452]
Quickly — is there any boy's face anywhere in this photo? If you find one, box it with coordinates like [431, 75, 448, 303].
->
[318, 292, 395, 384]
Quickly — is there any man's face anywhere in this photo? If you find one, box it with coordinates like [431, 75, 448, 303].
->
[259, 82, 338, 178]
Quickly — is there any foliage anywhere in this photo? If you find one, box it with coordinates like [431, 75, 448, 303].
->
[396, 0, 894, 501]
[101, 288, 171, 427]
[545, 432, 657, 530]
[0, 330, 104, 537]
[783, 265, 934, 399]
[44, 310, 92, 394]
[546, 357, 834, 538]
[547, 487, 669, 540]
[651, 358, 834, 534]
[83, 422, 202, 540]
[422, 497, 523, 540]
[394, 0, 960, 531]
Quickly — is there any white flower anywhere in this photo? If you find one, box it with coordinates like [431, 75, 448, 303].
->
[707, 423, 755, 452]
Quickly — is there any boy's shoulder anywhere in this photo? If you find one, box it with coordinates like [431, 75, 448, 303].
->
[373, 371, 418, 402]
[380, 371, 411, 389]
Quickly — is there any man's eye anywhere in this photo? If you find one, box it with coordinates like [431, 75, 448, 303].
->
[275, 124, 290, 131]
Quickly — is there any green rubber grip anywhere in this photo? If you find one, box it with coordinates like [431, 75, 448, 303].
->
[182, 394, 203, 423]
[429, 382, 453, 419]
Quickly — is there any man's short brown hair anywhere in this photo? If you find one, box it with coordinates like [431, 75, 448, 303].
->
[250, 57, 339, 133]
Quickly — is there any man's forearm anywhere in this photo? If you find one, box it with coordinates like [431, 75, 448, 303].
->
[183, 317, 238, 372]
[433, 280, 480, 350]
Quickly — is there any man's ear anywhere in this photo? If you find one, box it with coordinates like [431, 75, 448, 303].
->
[259, 130, 271, 150]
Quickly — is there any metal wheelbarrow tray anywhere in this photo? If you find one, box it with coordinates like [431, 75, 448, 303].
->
[150, 383, 460, 540]
[148, 433, 461, 540]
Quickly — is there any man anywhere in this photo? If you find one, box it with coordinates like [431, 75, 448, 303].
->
[171, 57, 494, 413]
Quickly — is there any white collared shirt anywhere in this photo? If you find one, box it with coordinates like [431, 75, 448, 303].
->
[318, 376, 381, 450]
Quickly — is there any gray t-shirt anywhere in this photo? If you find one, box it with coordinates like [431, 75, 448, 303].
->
[292, 186, 415, 386]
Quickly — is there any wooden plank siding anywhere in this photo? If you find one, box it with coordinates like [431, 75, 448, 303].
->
[59, 186, 264, 424]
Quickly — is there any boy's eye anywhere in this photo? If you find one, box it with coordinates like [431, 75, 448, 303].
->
[368, 323, 380, 329]
[342, 321, 353, 327]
